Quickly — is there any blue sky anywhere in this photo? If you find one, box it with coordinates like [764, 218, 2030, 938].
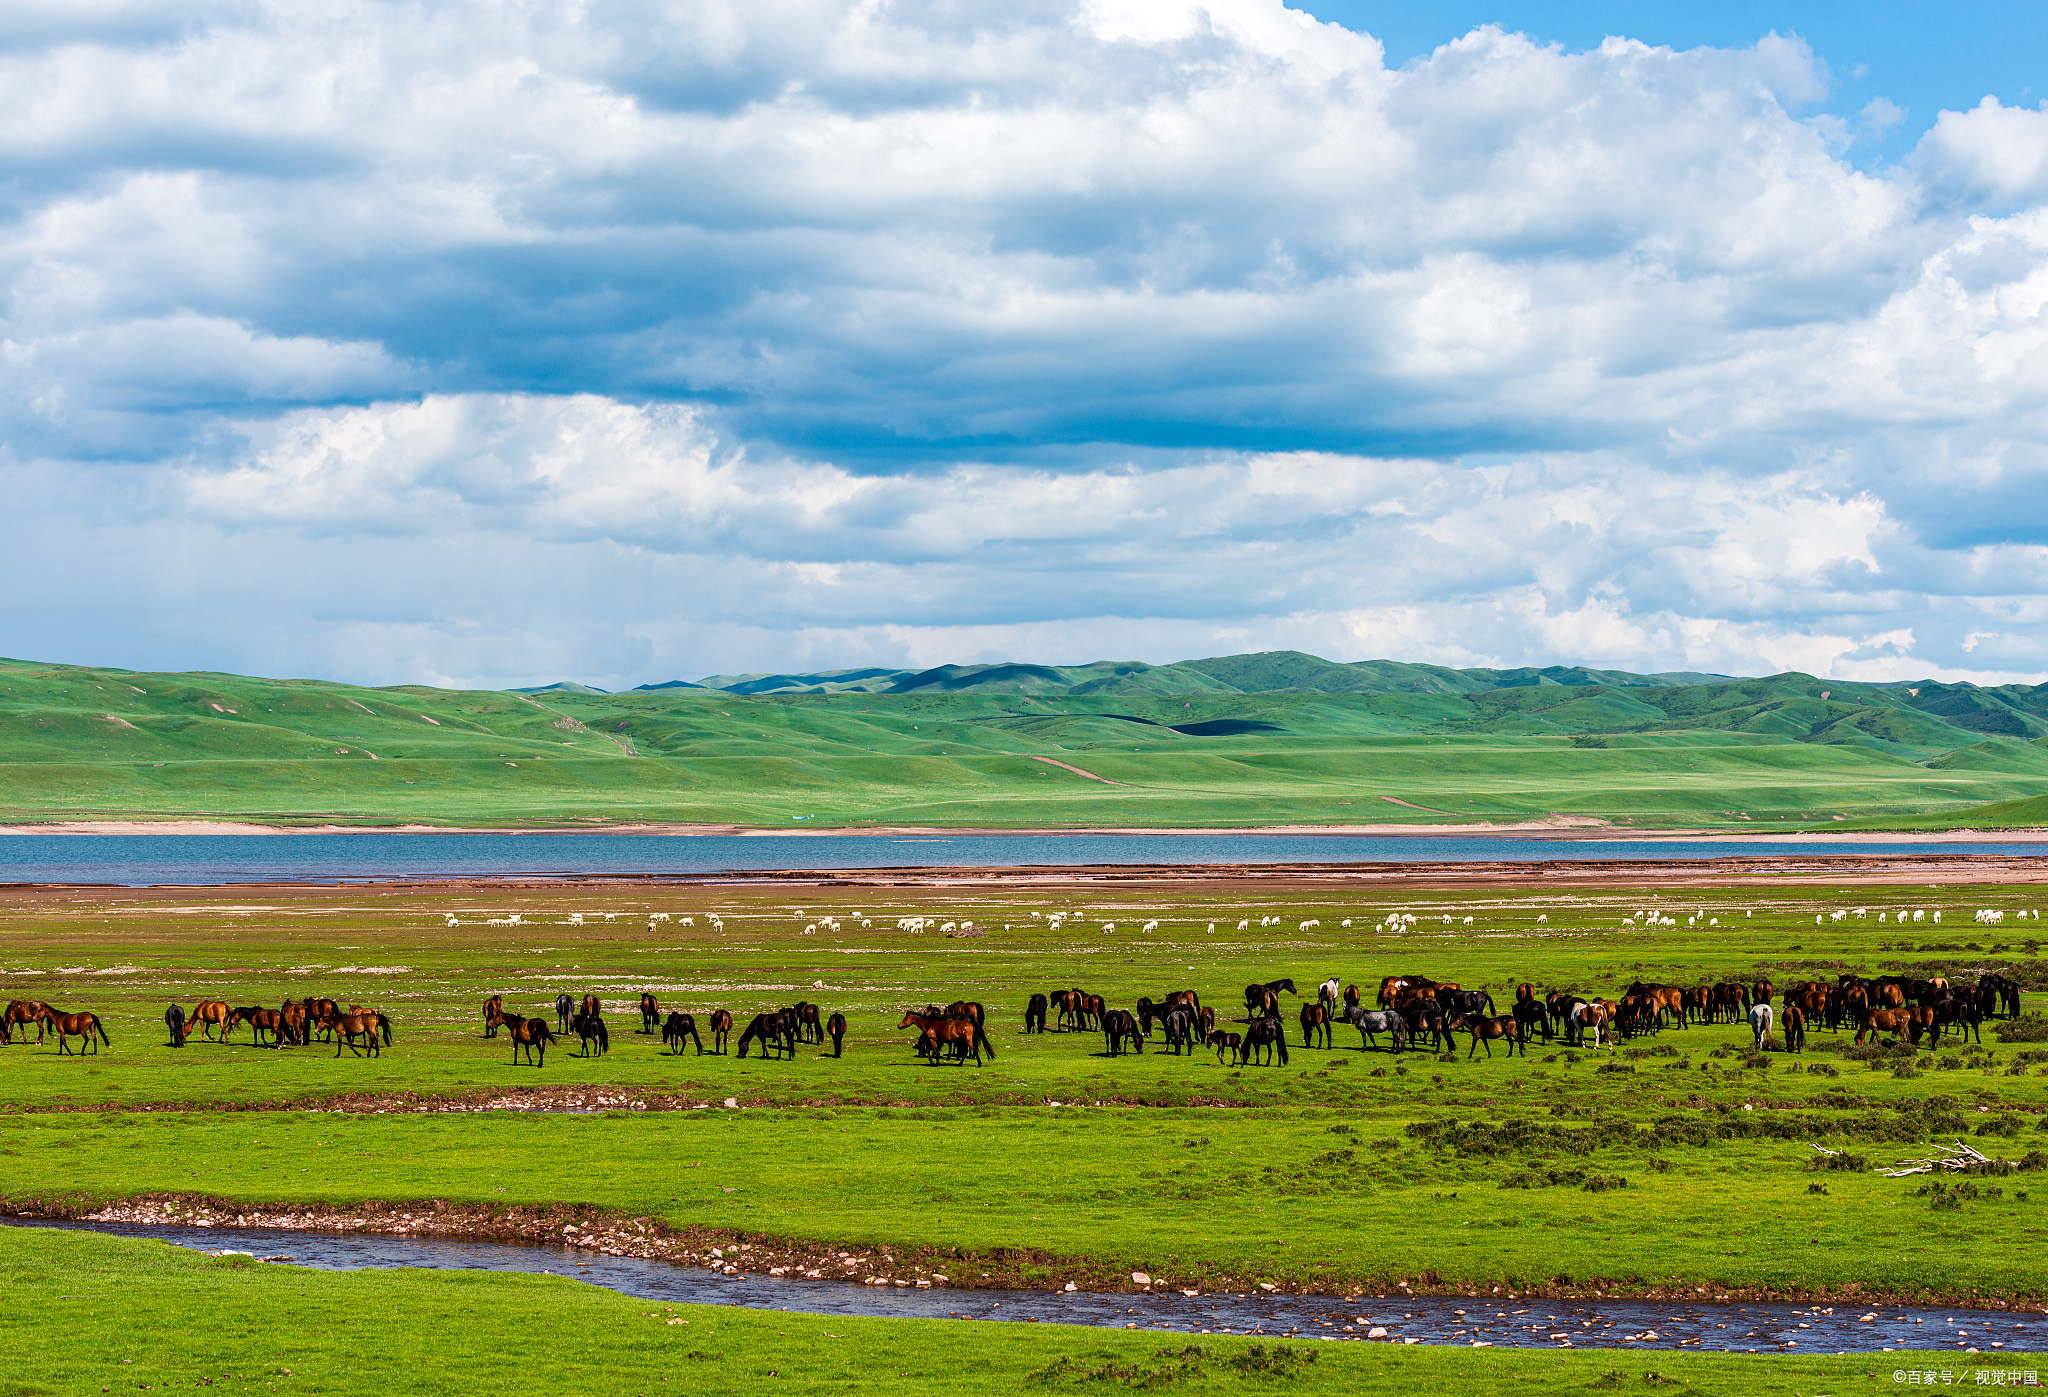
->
[3, 0, 2047, 689]
[1345, 1, 2043, 162]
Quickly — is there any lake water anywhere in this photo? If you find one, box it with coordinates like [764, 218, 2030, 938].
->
[8, 1218, 2033, 1354]
[0, 832, 2040, 886]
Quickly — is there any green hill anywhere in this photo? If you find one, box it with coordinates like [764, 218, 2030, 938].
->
[0, 654, 2040, 830]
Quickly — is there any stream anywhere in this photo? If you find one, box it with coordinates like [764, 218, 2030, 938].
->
[8, 1217, 2041, 1355]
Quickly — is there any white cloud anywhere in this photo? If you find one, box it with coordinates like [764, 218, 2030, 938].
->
[0, 0, 2044, 684]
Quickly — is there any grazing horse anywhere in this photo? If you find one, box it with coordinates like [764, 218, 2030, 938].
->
[1748, 1002, 1775, 1051]
[1100, 1008, 1145, 1057]
[738, 1012, 797, 1060]
[4, 1000, 50, 1044]
[502, 1014, 554, 1066]
[571, 1011, 609, 1057]
[1194, 1005, 1216, 1037]
[1243, 979, 1297, 1016]
[164, 1003, 187, 1047]
[1450, 1011, 1524, 1059]
[45, 1010, 110, 1056]
[1399, 1001, 1448, 1052]
[184, 1000, 233, 1042]
[1511, 994, 1547, 1044]
[1299, 1002, 1331, 1049]
[555, 993, 576, 1033]
[1782, 1004, 1806, 1053]
[580, 993, 600, 1019]
[662, 1012, 702, 1054]
[278, 1000, 309, 1047]
[1208, 1030, 1243, 1062]
[1049, 989, 1081, 1031]
[1930, 992, 1982, 1047]
[483, 994, 505, 1038]
[1160, 1006, 1197, 1055]
[1024, 994, 1049, 1033]
[1344, 1007, 1407, 1053]
[897, 1010, 990, 1065]
[1239, 1015, 1289, 1066]
[827, 1011, 846, 1058]
[639, 993, 660, 1035]
[708, 1010, 734, 1054]
[1343, 984, 1362, 1011]
[333, 1010, 393, 1058]
[1752, 979, 1776, 1008]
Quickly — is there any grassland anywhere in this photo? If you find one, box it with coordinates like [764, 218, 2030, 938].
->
[2, 655, 2047, 828]
[4, 877, 2048, 1307]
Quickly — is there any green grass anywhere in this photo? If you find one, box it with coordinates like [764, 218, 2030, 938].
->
[5, 880, 2048, 1303]
[0, 1226, 1941, 1397]
[0, 657, 2044, 828]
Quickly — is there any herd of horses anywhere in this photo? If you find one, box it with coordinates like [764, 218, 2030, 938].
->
[482, 992, 846, 1066]
[157, 997, 395, 1056]
[1, 1000, 111, 1055]
[1016, 968, 2029, 1062]
[22, 965, 2021, 1072]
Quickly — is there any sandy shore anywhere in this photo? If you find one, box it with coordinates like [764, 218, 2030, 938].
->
[4, 818, 2046, 842]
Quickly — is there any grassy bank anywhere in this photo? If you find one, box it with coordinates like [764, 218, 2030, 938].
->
[0, 1226, 1969, 1396]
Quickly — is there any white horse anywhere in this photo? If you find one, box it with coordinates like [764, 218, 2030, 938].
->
[1318, 976, 1342, 1008]
[1748, 1001, 1775, 1051]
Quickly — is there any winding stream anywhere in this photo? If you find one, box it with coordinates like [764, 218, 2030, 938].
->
[9, 1218, 2040, 1354]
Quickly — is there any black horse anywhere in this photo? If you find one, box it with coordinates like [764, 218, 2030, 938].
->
[1160, 1006, 1196, 1055]
[1024, 994, 1048, 1034]
[555, 993, 575, 1034]
[1243, 979, 1298, 1016]
[662, 1012, 702, 1055]
[571, 1010, 609, 1057]
[1240, 1014, 1288, 1066]
[827, 1011, 846, 1057]
[163, 1003, 186, 1048]
[1102, 1008, 1145, 1056]
[737, 1012, 795, 1059]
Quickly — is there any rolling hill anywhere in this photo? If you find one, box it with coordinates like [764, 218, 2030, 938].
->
[0, 652, 2042, 830]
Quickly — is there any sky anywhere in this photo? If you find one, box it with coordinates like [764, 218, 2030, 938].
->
[5, 0, 2048, 691]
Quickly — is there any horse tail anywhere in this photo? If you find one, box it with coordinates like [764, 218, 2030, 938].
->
[1484, 992, 1497, 1016]
[1275, 1034, 1288, 1066]
[379, 1014, 394, 1046]
[94, 1014, 109, 1045]
[978, 1023, 996, 1059]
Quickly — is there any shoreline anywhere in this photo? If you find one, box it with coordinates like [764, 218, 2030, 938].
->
[5, 818, 2048, 843]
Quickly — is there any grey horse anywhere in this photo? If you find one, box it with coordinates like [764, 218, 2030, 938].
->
[1344, 1006, 1408, 1052]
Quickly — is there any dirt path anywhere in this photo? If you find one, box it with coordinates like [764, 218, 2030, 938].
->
[1029, 756, 1129, 785]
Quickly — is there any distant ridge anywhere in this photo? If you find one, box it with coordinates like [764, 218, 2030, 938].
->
[623, 650, 1738, 698]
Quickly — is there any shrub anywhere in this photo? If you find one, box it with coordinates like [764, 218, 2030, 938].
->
[1807, 1063, 1841, 1077]
[1995, 1016, 2048, 1044]
[1978, 1116, 2025, 1138]
[1582, 1174, 1628, 1193]
[1806, 1152, 1868, 1172]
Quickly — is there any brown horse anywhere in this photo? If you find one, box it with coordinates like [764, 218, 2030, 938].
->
[1857, 1006, 1933, 1045]
[1751, 979, 1775, 1008]
[1449, 1011, 1525, 1058]
[897, 1010, 992, 1065]
[580, 993, 600, 1019]
[1574, 1000, 1615, 1049]
[708, 1009, 733, 1054]
[331, 1010, 393, 1057]
[184, 1000, 233, 1042]
[483, 994, 505, 1038]
[4, 1000, 49, 1044]
[301, 998, 340, 1043]
[44, 1010, 110, 1055]
[826, 1011, 846, 1057]
[501, 1013, 554, 1066]
[241, 1007, 290, 1048]
[638, 992, 659, 1034]
[1299, 1002, 1331, 1048]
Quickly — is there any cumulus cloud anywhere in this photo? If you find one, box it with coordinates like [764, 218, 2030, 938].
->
[1, 0, 2046, 683]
